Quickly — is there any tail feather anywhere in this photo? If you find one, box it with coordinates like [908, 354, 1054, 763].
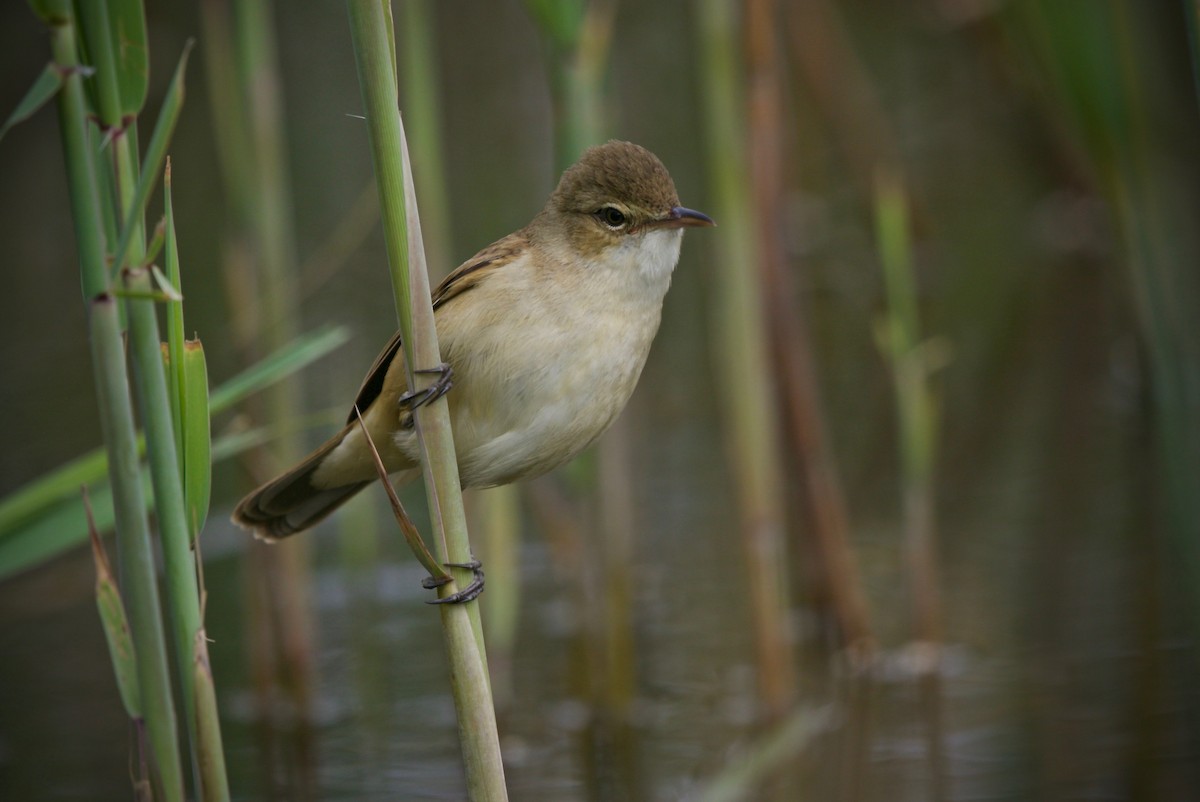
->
[232, 424, 370, 541]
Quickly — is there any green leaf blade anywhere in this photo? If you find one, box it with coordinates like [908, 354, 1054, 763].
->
[110, 40, 193, 277]
[110, 0, 149, 116]
[182, 340, 212, 543]
[94, 552, 143, 718]
[207, 323, 350, 411]
[0, 324, 348, 577]
[28, 0, 70, 24]
[0, 63, 65, 143]
[163, 159, 186, 479]
[87, 494, 143, 718]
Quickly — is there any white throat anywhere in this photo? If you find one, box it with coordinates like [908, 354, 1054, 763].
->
[612, 228, 683, 303]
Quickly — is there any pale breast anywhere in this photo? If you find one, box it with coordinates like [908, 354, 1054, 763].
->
[435, 252, 668, 487]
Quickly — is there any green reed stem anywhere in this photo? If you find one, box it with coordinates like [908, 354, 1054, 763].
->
[124, 259, 206, 750]
[234, 0, 301, 374]
[745, 0, 875, 654]
[193, 632, 231, 802]
[0, 324, 347, 555]
[94, 299, 186, 801]
[51, 13, 186, 798]
[696, 0, 795, 719]
[108, 59, 223, 797]
[226, 0, 317, 725]
[346, 2, 507, 798]
[398, 0, 453, 275]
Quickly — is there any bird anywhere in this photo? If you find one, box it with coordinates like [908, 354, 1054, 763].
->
[233, 140, 714, 541]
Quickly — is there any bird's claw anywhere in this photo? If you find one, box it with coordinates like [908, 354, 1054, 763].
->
[397, 362, 454, 411]
[423, 559, 485, 605]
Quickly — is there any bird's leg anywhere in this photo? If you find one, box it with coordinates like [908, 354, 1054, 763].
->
[422, 558, 485, 604]
[397, 363, 453, 413]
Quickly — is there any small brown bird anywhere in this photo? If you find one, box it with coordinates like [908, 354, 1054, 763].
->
[233, 141, 713, 540]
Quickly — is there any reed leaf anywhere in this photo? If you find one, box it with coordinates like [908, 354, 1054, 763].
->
[87, 490, 143, 720]
[108, 0, 149, 115]
[72, 0, 125, 127]
[144, 216, 166, 268]
[72, 0, 147, 120]
[182, 341, 212, 543]
[353, 407, 450, 581]
[0, 422, 290, 581]
[110, 41, 192, 279]
[0, 474, 133, 582]
[28, 0, 69, 24]
[208, 323, 349, 409]
[0, 62, 65, 143]
[694, 706, 835, 802]
[164, 158, 186, 467]
[0, 324, 347, 547]
[124, 240, 204, 782]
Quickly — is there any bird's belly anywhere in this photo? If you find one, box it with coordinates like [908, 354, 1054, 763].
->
[447, 321, 651, 488]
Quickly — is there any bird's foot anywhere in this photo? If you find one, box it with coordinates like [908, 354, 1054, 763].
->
[422, 558, 485, 605]
[397, 363, 454, 411]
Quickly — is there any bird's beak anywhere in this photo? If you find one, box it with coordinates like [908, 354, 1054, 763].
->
[652, 206, 716, 230]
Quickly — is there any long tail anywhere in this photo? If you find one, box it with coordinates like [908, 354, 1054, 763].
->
[232, 424, 370, 541]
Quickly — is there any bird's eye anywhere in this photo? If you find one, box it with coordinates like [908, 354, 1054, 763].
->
[597, 206, 627, 229]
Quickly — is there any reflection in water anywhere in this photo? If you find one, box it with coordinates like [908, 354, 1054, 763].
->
[0, 388, 1191, 799]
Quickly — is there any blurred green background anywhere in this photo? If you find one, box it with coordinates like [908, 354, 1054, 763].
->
[1, 0, 1198, 799]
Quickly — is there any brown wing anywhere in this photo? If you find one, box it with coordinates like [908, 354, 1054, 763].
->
[431, 229, 529, 309]
[344, 329, 405, 424]
[345, 230, 530, 423]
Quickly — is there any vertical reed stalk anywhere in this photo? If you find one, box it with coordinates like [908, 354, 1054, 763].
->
[193, 633, 231, 802]
[401, 0, 517, 707]
[781, 0, 905, 197]
[875, 175, 943, 649]
[202, 7, 317, 781]
[50, 13, 185, 797]
[394, 2, 524, 691]
[398, 0, 453, 276]
[875, 173, 947, 800]
[47, 3, 231, 793]
[234, 0, 301, 367]
[346, 2, 507, 797]
[115, 60, 211, 780]
[696, 0, 795, 719]
[234, 3, 318, 744]
[745, 0, 875, 655]
[92, 298, 187, 802]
